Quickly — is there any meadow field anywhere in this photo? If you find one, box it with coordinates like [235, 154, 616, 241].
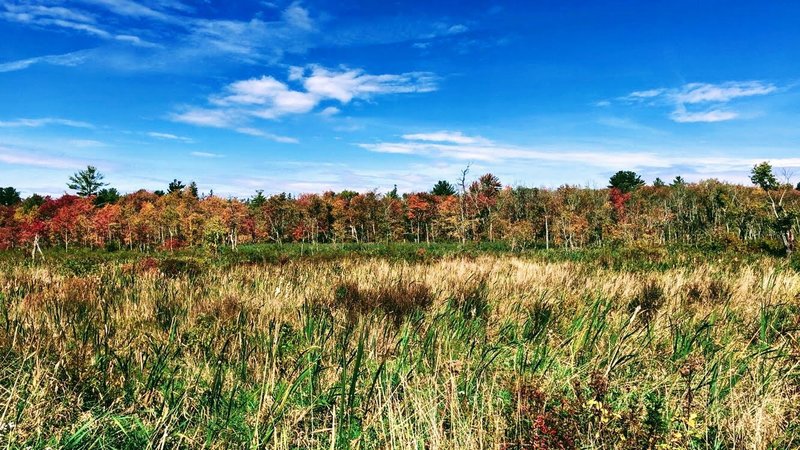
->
[0, 246, 798, 449]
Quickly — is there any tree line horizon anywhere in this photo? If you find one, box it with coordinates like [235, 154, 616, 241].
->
[0, 162, 797, 255]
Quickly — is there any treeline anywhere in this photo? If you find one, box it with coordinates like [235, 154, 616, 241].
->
[0, 163, 798, 254]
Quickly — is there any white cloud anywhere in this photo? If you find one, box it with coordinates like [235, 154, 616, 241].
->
[319, 106, 340, 116]
[190, 151, 224, 158]
[172, 65, 436, 138]
[146, 131, 194, 142]
[0, 51, 90, 73]
[171, 108, 234, 128]
[360, 130, 800, 174]
[623, 80, 778, 123]
[234, 127, 299, 144]
[69, 139, 106, 148]
[217, 76, 318, 119]
[302, 65, 437, 103]
[281, 1, 313, 31]
[0, 117, 94, 128]
[446, 24, 469, 35]
[75, 0, 170, 20]
[675, 81, 777, 104]
[401, 131, 489, 145]
[0, 1, 317, 72]
[0, 145, 82, 169]
[628, 88, 665, 99]
[670, 107, 738, 123]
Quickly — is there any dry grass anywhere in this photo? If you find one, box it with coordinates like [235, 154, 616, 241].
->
[0, 255, 798, 448]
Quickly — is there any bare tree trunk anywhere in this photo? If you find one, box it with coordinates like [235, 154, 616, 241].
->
[545, 216, 549, 250]
[458, 165, 470, 244]
[31, 234, 44, 261]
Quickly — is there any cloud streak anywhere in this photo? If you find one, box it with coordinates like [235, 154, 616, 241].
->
[190, 151, 224, 158]
[146, 131, 193, 143]
[0, 117, 94, 128]
[360, 131, 800, 174]
[0, 145, 83, 169]
[0, 50, 91, 73]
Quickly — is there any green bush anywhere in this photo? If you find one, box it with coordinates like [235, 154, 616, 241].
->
[62, 255, 104, 276]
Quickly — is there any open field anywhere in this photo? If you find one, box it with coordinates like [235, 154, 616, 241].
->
[0, 248, 799, 449]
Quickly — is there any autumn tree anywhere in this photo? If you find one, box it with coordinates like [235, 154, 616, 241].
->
[68, 166, 107, 197]
[47, 195, 93, 250]
[469, 173, 502, 240]
[92, 203, 121, 247]
[260, 193, 298, 244]
[406, 193, 437, 243]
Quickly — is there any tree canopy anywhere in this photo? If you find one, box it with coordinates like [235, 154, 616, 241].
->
[750, 162, 779, 191]
[67, 166, 107, 197]
[0, 187, 21, 206]
[168, 179, 186, 194]
[431, 180, 456, 196]
[608, 171, 645, 193]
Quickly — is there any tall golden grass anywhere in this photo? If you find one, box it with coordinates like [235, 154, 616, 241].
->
[0, 256, 798, 448]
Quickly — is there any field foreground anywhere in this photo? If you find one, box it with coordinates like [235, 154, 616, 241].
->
[1, 254, 799, 449]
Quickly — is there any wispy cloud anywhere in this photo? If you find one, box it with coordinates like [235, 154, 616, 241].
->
[669, 107, 738, 123]
[0, 1, 318, 72]
[622, 80, 778, 123]
[190, 151, 224, 158]
[0, 50, 91, 73]
[0, 145, 83, 169]
[401, 131, 489, 145]
[69, 139, 106, 148]
[146, 131, 194, 143]
[0, 117, 94, 128]
[171, 109, 233, 128]
[0, 2, 163, 45]
[233, 127, 299, 144]
[674, 82, 777, 104]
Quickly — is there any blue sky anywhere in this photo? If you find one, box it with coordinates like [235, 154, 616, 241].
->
[1, 0, 800, 196]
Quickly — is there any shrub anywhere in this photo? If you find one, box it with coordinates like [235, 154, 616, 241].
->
[685, 279, 731, 305]
[327, 280, 433, 324]
[627, 279, 664, 325]
[448, 278, 491, 320]
[153, 284, 186, 331]
[137, 257, 159, 273]
[158, 258, 203, 278]
[62, 255, 103, 276]
[789, 252, 800, 272]
[374, 282, 432, 324]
